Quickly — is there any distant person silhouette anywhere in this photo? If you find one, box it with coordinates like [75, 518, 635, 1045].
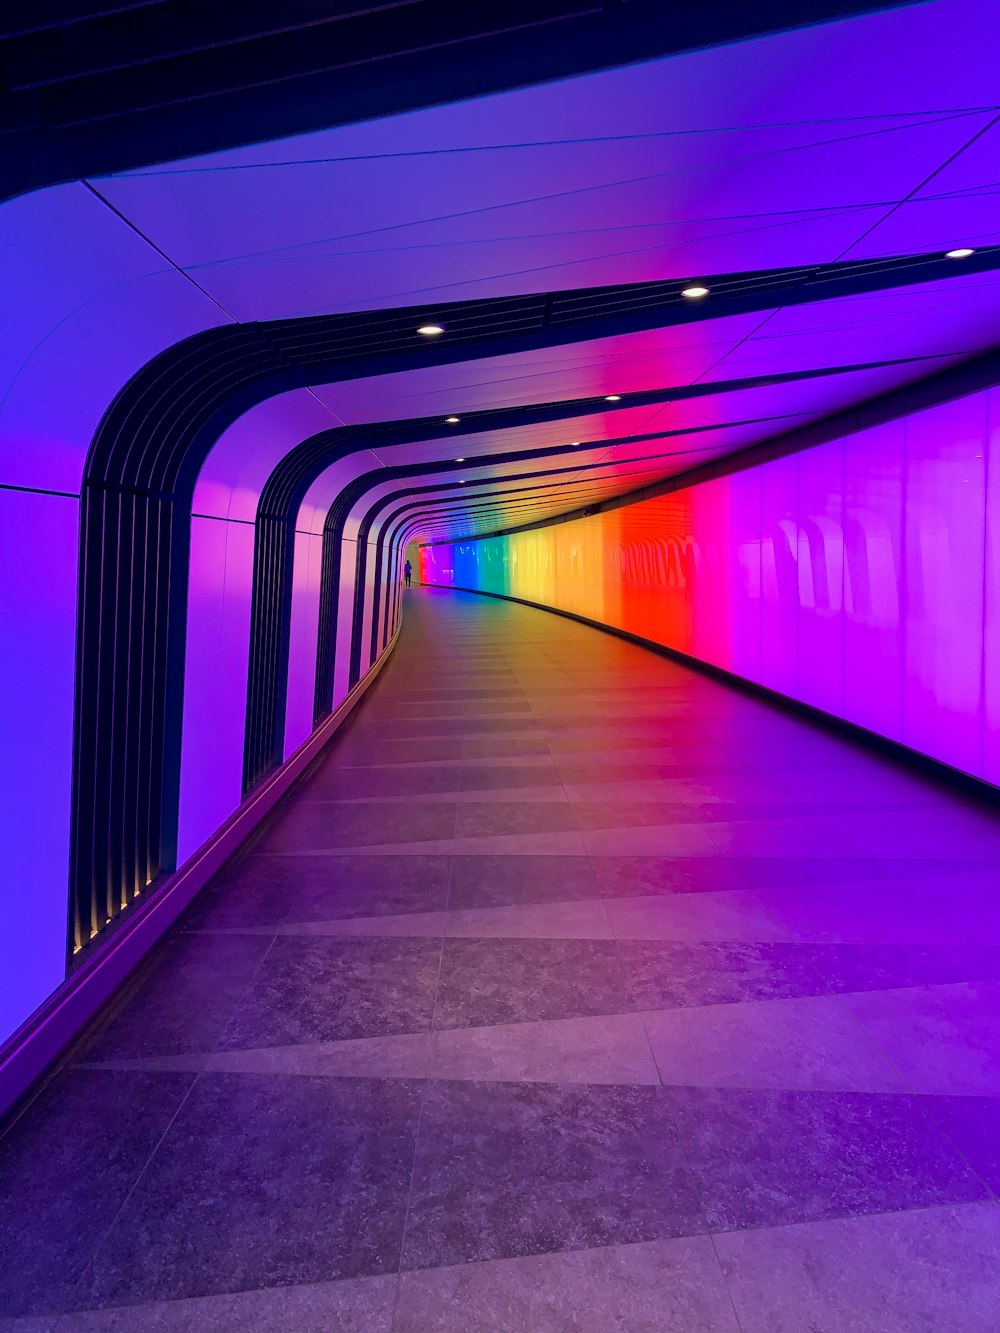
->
[404, 560, 412, 588]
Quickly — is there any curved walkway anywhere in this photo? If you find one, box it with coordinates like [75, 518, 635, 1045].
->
[4, 586, 1000, 1329]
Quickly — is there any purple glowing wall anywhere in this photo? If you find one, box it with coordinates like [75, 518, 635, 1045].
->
[423, 385, 1000, 788]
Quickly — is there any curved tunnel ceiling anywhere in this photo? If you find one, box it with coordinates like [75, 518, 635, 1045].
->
[5, 0, 1000, 952]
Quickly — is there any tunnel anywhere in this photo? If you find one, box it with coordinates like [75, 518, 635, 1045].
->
[3, 1, 1000, 1327]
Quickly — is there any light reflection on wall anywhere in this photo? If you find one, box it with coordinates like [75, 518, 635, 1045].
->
[422, 387, 1000, 787]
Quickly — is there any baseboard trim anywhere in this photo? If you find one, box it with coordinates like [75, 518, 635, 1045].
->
[0, 621, 401, 1122]
[424, 580, 1000, 809]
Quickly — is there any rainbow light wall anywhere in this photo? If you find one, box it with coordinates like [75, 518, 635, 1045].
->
[422, 385, 1000, 789]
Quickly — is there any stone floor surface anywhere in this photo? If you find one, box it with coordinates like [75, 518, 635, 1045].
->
[3, 587, 1000, 1330]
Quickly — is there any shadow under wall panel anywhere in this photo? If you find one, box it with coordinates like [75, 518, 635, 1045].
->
[283, 529, 324, 761]
[176, 516, 254, 865]
[900, 396, 986, 775]
[0, 489, 77, 1043]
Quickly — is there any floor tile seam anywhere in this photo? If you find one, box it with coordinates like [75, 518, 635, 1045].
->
[703, 1194, 1000, 1246]
[800, 983, 952, 1102]
[707, 1229, 750, 1333]
[911, 1098, 1000, 1208]
[206, 931, 285, 1058]
[58, 1070, 203, 1319]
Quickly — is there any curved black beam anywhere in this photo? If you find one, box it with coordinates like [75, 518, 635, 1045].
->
[1, 0, 921, 203]
[69, 250, 999, 951]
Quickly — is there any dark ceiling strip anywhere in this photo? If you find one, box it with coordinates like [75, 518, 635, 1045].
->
[1, 0, 925, 201]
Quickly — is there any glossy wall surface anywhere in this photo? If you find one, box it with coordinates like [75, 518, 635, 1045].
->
[423, 386, 1000, 789]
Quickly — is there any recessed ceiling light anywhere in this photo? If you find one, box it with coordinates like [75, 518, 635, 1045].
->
[681, 284, 710, 299]
[417, 323, 445, 336]
[605, 394, 621, 402]
[455, 457, 465, 462]
[570, 441, 581, 447]
[459, 479, 466, 484]
[945, 248, 975, 259]
[445, 415, 460, 423]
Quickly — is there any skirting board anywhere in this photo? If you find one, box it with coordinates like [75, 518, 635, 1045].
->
[0, 620, 401, 1122]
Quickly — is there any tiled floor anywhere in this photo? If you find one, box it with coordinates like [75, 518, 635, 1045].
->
[4, 586, 1000, 1330]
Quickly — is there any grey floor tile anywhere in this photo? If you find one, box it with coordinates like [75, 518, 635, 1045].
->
[620, 940, 829, 1009]
[0, 1070, 194, 1318]
[454, 802, 580, 839]
[591, 855, 750, 897]
[402, 1080, 704, 1269]
[276, 854, 451, 923]
[395, 1236, 738, 1331]
[668, 1085, 989, 1231]
[77, 933, 272, 1061]
[434, 937, 633, 1029]
[919, 1093, 1000, 1192]
[75, 1074, 421, 1309]
[258, 801, 457, 852]
[801, 942, 1000, 995]
[220, 936, 441, 1047]
[716, 1202, 1000, 1332]
[842, 980, 1000, 1094]
[643, 993, 905, 1093]
[301, 764, 463, 800]
[53, 1274, 396, 1330]
[726, 857, 894, 890]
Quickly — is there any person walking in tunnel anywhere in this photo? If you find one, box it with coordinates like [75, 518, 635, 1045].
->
[404, 559, 413, 587]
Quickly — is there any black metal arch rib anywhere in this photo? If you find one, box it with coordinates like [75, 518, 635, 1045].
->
[70, 250, 1000, 954]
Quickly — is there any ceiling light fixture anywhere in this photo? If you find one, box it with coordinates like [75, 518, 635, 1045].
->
[605, 394, 621, 402]
[681, 284, 710, 299]
[417, 323, 445, 336]
[455, 457, 465, 462]
[445, 415, 460, 423]
[945, 248, 975, 259]
[570, 441, 581, 447]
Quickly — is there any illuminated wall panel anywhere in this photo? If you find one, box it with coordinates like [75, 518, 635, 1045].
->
[176, 517, 255, 864]
[283, 530, 325, 761]
[423, 384, 1000, 789]
[841, 420, 904, 740]
[0, 490, 79, 1040]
